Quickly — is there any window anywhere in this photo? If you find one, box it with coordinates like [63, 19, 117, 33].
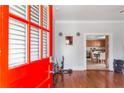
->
[9, 18, 26, 67]
[30, 26, 40, 61]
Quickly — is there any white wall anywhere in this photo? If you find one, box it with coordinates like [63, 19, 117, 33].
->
[54, 21, 124, 70]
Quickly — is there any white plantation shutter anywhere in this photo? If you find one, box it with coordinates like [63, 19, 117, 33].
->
[9, 18, 26, 67]
[30, 5, 40, 25]
[42, 6, 49, 58]
[30, 26, 40, 61]
[9, 5, 26, 19]
[43, 31, 49, 58]
[9, 5, 50, 66]
[43, 6, 49, 29]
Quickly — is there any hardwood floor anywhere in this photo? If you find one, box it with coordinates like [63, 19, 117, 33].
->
[87, 62, 108, 70]
[53, 70, 124, 88]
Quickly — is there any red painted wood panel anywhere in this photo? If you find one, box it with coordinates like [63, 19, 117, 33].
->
[27, 5, 31, 64]
[0, 5, 9, 88]
[8, 58, 51, 88]
[49, 5, 53, 56]
[40, 6, 43, 60]
[48, 5, 53, 87]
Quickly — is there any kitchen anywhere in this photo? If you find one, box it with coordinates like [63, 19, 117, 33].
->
[86, 35, 109, 70]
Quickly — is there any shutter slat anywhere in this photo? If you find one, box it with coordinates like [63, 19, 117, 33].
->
[31, 5, 39, 25]
[9, 5, 26, 19]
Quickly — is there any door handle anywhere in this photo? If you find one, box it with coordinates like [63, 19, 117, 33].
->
[49, 71, 54, 74]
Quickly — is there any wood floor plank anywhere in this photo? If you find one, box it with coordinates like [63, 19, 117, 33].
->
[53, 70, 124, 88]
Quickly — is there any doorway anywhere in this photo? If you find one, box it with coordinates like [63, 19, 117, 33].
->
[84, 33, 111, 70]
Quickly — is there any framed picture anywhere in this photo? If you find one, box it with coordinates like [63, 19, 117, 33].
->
[65, 36, 73, 45]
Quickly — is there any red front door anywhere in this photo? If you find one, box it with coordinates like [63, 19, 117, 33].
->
[0, 5, 53, 88]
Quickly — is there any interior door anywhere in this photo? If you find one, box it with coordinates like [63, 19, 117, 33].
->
[0, 5, 53, 88]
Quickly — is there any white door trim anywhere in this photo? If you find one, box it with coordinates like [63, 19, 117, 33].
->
[83, 33, 113, 71]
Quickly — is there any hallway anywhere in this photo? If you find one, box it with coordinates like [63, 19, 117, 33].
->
[54, 71, 124, 88]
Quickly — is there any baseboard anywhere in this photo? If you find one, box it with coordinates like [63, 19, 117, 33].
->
[72, 66, 85, 71]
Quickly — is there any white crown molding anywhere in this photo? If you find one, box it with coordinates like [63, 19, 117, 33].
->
[55, 20, 124, 23]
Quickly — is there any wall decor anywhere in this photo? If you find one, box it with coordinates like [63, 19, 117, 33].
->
[58, 32, 63, 36]
[65, 36, 73, 45]
[76, 32, 80, 36]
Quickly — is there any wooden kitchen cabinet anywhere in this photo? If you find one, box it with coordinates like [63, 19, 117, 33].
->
[86, 40, 105, 47]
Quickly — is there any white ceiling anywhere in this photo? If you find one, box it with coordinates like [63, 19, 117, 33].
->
[54, 5, 124, 21]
